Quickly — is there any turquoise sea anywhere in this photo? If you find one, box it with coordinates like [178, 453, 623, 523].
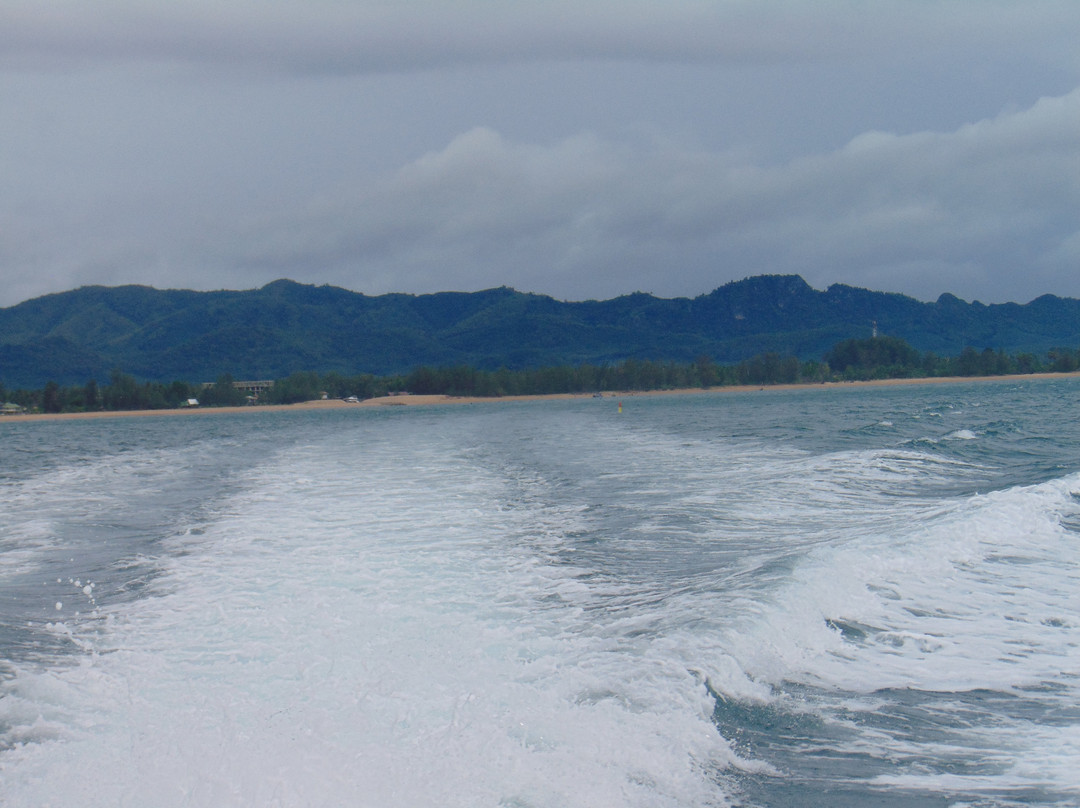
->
[2, 380, 1079, 806]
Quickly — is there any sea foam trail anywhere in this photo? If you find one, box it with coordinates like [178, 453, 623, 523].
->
[4, 385, 1080, 806]
[0, 415, 735, 808]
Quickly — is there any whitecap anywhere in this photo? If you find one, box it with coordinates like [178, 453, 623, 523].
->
[945, 429, 978, 440]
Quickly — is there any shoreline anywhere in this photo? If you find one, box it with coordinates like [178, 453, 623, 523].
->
[4, 371, 1079, 424]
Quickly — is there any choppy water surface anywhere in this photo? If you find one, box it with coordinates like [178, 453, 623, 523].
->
[2, 379, 1079, 806]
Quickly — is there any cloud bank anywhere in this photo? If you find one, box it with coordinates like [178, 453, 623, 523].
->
[112, 87, 1080, 305]
[2, 1, 1079, 307]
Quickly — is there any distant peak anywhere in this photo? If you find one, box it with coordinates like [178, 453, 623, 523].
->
[260, 279, 303, 290]
[936, 292, 965, 305]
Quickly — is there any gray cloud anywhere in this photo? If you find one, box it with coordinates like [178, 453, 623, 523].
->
[3, 86, 1078, 305]
[3, 1, 1078, 73]
[218, 88, 1080, 304]
[2, 2, 1080, 307]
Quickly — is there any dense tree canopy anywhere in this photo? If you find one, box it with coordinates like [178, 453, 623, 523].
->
[5, 336, 1080, 415]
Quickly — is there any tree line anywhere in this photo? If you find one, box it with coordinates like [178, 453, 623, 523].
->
[4, 336, 1080, 414]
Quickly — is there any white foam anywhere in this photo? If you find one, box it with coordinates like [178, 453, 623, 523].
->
[945, 429, 978, 440]
[724, 475, 1080, 683]
[870, 720, 1080, 799]
[705, 468, 1080, 793]
[0, 421, 735, 807]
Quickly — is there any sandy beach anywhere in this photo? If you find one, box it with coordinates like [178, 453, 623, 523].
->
[4, 371, 1080, 424]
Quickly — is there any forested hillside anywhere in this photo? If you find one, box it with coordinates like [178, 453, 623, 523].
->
[2, 275, 1080, 388]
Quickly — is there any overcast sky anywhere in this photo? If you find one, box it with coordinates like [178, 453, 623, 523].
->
[3, 1, 1079, 308]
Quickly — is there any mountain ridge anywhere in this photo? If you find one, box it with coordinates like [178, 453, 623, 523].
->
[3, 275, 1079, 388]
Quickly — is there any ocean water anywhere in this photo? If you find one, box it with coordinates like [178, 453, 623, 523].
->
[1, 380, 1079, 807]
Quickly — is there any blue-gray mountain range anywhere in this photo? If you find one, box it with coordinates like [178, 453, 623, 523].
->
[2, 275, 1079, 389]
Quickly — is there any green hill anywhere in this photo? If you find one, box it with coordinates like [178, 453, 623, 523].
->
[2, 275, 1079, 388]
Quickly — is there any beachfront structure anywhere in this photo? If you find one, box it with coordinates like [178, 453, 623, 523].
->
[200, 380, 275, 395]
[232, 380, 274, 395]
